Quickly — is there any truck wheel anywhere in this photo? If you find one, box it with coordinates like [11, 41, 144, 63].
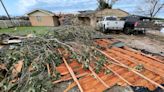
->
[102, 26, 107, 33]
[143, 30, 146, 35]
[124, 28, 131, 35]
[133, 30, 138, 35]
[116, 30, 121, 34]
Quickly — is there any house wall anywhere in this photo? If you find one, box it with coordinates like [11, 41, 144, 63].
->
[28, 11, 59, 26]
[29, 16, 55, 26]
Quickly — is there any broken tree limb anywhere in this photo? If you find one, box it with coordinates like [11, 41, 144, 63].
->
[46, 63, 51, 75]
[58, 49, 84, 92]
[51, 38, 75, 53]
[96, 48, 164, 90]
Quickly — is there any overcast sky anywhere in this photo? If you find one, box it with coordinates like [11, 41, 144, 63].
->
[0, 0, 164, 18]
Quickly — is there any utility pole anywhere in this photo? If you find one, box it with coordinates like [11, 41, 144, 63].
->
[0, 0, 11, 20]
[0, 0, 14, 26]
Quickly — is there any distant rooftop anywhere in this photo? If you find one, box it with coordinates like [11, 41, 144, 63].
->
[78, 10, 95, 14]
[27, 9, 55, 16]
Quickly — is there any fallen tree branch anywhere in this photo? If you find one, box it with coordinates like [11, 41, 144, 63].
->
[46, 63, 51, 75]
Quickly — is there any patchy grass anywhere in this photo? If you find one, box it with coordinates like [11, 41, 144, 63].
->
[0, 26, 53, 36]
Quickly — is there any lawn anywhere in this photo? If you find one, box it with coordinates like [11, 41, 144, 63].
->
[0, 26, 53, 36]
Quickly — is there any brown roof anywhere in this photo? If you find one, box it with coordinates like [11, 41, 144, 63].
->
[95, 9, 129, 18]
[78, 9, 129, 18]
[27, 9, 55, 16]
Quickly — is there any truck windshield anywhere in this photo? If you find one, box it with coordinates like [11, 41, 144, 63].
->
[106, 17, 117, 20]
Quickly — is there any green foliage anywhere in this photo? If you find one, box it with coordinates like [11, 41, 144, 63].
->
[97, 0, 112, 10]
[70, 52, 78, 59]
[105, 70, 112, 75]
[134, 64, 144, 71]
[95, 55, 107, 73]
[0, 26, 106, 91]
[0, 37, 65, 91]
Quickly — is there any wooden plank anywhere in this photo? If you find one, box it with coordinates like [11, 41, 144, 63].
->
[58, 49, 84, 92]
[89, 66, 110, 88]
[104, 64, 132, 85]
[53, 72, 88, 84]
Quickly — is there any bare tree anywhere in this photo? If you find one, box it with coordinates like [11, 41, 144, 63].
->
[137, 0, 164, 17]
[97, 0, 118, 10]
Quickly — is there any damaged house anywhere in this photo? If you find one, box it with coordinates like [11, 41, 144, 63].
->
[77, 9, 129, 27]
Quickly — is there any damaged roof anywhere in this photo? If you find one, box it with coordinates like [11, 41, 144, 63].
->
[78, 9, 129, 18]
[55, 39, 164, 92]
[27, 9, 55, 16]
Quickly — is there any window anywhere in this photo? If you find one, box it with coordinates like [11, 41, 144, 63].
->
[36, 16, 42, 22]
[106, 17, 117, 21]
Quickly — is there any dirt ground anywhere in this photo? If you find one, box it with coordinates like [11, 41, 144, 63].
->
[106, 31, 164, 57]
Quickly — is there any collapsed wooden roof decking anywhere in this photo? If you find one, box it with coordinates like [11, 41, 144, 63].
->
[54, 38, 164, 92]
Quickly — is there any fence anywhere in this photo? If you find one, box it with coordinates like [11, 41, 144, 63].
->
[0, 20, 31, 28]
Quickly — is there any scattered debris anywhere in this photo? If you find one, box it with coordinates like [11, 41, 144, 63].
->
[0, 34, 22, 45]
[0, 26, 163, 92]
[0, 64, 7, 70]
[26, 34, 36, 38]
[12, 59, 24, 78]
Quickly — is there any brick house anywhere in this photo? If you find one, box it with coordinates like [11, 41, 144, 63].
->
[27, 9, 60, 26]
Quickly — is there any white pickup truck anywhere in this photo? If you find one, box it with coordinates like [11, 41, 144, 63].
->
[97, 16, 125, 33]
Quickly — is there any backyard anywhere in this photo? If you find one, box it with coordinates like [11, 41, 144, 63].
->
[0, 26, 51, 36]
